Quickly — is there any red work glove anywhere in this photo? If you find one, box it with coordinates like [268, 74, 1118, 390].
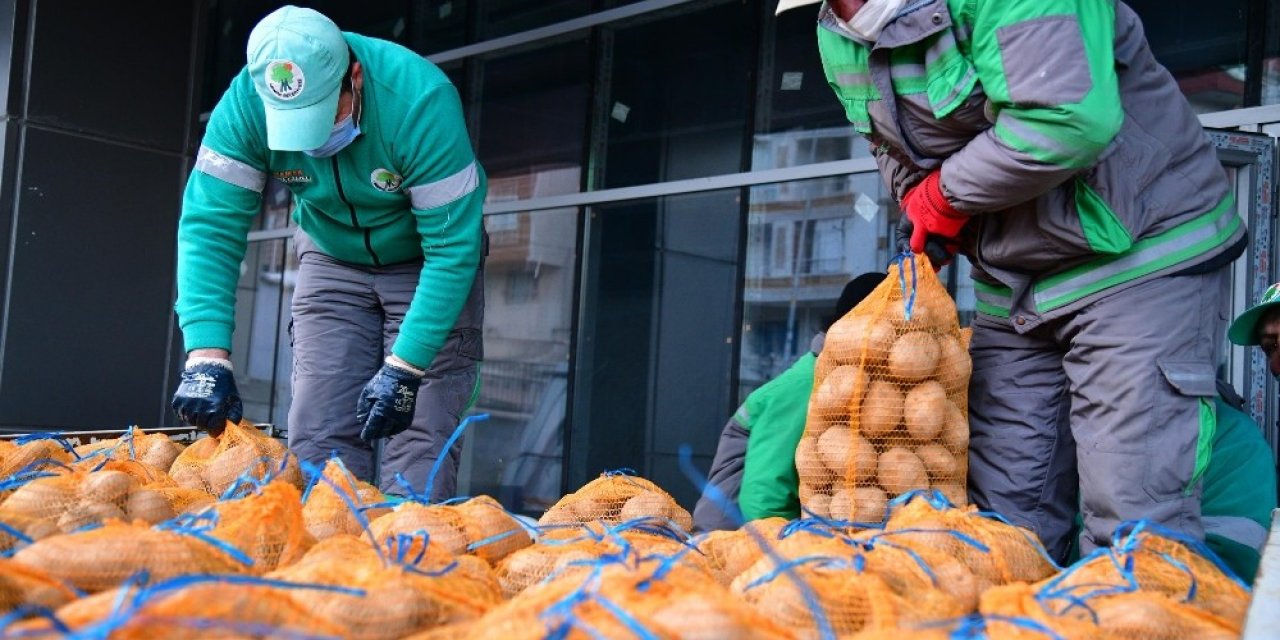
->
[901, 170, 968, 254]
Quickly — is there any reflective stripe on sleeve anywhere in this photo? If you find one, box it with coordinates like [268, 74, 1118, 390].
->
[407, 161, 479, 211]
[194, 145, 266, 193]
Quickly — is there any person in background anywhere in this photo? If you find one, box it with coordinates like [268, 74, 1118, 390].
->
[170, 6, 486, 500]
[778, 0, 1245, 562]
[693, 272, 886, 531]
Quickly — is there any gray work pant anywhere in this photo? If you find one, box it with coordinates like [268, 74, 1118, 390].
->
[968, 268, 1228, 561]
[288, 233, 484, 500]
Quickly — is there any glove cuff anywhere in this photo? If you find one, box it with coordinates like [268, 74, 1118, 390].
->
[385, 355, 426, 378]
[186, 356, 233, 372]
[922, 171, 965, 219]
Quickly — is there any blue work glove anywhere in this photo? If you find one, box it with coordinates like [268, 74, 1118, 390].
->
[171, 357, 243, 435]
[357, 356, 425, 444]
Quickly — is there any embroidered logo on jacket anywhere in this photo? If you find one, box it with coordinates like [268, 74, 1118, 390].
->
[273, 169, 313, 184]
[370, 168, 403, 192]
[265, 61, 305, 100]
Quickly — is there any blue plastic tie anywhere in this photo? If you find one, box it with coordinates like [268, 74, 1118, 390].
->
[422, 413, 489, 501]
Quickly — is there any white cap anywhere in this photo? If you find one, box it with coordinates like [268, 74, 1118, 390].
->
[776, 0, 823, 15]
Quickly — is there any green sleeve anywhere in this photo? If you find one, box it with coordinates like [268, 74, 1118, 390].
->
[941, 0, 1123, 211]
[1200, 398, 1277, 582]
[390, 83, 485, 369]
[739, 353, 817, 521]
[174, 76, 268, 354]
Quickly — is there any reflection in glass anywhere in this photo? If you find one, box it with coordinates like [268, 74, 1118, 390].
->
[231, 234, 296, 430]
[602, 3, 752, 188]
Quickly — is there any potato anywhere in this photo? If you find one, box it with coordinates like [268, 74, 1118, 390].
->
[2, 478, 78, 520]
[959, 327, 973, 350]
[804, 491, 832, 519]
[827, 488, 853, 521]
[858, 381, 903, 438]
[876, 448, 929, 496]
[916, 444, 960, 482]
[827, 316, 896, 367]
[852, 486, 889, 523]
[887, 332, 940, 382]
[81, 470, 138, 507]
[941, 401, 969, 453]
[125, 488, 176, 524]
[57, 502, 125, 533]
[619, 492, 672, 522]
[934, 483, 967, 507]
[885, 298, 940, 329]
[811, 365, 868, 417]
[817, 428, 874, 482]
[904, 381, 948, 441]
[936, 335, 972, 395]
[795, 436, 828, 488]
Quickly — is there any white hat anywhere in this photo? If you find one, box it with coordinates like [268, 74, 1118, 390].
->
[776, 0, 823, 15]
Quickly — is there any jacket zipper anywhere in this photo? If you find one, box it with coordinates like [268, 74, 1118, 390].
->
[330, 156, 381, 266]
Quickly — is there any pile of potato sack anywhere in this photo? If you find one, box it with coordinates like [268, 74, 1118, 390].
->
[0, 421, 1255, 639]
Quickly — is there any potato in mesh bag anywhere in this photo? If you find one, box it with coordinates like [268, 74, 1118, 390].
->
[799, 254, 971, 524]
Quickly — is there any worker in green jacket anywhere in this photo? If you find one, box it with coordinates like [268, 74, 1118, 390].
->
[779, 0, 1245, 562]
[170, 6, 486, 499]
[693, 272, 885, 531]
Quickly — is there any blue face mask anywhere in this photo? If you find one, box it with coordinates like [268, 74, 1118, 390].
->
[305, 113, 360, 158]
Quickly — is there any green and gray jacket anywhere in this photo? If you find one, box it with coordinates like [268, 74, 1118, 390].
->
[177, 33, 486, 368]
[1202, 395, 1277, 583]
[818, 0, 1243, 330]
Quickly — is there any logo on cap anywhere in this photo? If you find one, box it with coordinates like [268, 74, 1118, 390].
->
[266, 61, 306, 100]
[1263, 283, 1280, 305]
[371, 169, 403, 192]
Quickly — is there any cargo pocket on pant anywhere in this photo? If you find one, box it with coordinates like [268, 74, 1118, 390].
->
[1150, 360, 1217, 501]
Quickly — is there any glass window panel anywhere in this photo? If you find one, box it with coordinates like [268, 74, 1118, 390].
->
[411, 0, 469, 54]
[575, 189, 741, 509]
[465, 208, 578, 515]
[1128, 0, 1249, 112]
[1264, 6, 1280, 106]
[753, 7, 870, 170]
[601, 2, 753, 188]
[476, 41, 590, 182]
[739, 172, 975, 403]
[479, 0, 591, 40]
[231, 237, 296, 429]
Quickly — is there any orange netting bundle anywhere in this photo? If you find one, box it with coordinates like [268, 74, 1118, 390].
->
[879, 490, 1057, 589]
[0, 436, 76, 481]
[728, 519, 975, 631]
[980, 581, 1241, 639]
[0, 465, 196, 537]
[366, 496, 535, 564]
[798, 255, 970, 523]
[191, 479, 314, 572]
[10, 519, 246, 592]
[436, 550, 792, 640]
[695, 517, 789, 585]
[169, 421, 302, 496]
[496, 520, 708, 599]
[72, 427, 184, 473]
[302, 456, 391, 540]
[537, 471, 693, 531]
[0, 557, 77, 615]
[266, 533, 503, 639]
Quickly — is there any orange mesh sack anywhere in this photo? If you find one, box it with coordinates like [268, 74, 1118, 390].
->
[979, 581, 1241, 640]
[0, 437, 75, 480]
[798, 255, 970, 524]
[302, 457, 391, 540]
[0, 557, 77, 614]
[11, 519, 245, 592]
[199, 480, 315, 572]
[169, 420, 302, 496]
[1029, 521, 1250, 626]
[451, 552, 792, 640]
[72, 427, 183, 473]
[537, 471, 693, 531]
[695, 516, 788, 585]
[0, 508, 61, 555]
[455, 495, 534, 563]
[267, 532, 502, 639]
[881, 490, 1056, 588]
[368, 501, 471, 556]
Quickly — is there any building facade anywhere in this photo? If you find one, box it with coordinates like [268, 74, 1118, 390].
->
[0, 0, 1276, 513]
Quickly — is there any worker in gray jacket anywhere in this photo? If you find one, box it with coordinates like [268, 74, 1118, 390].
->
[779, 0, 1246, 561]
